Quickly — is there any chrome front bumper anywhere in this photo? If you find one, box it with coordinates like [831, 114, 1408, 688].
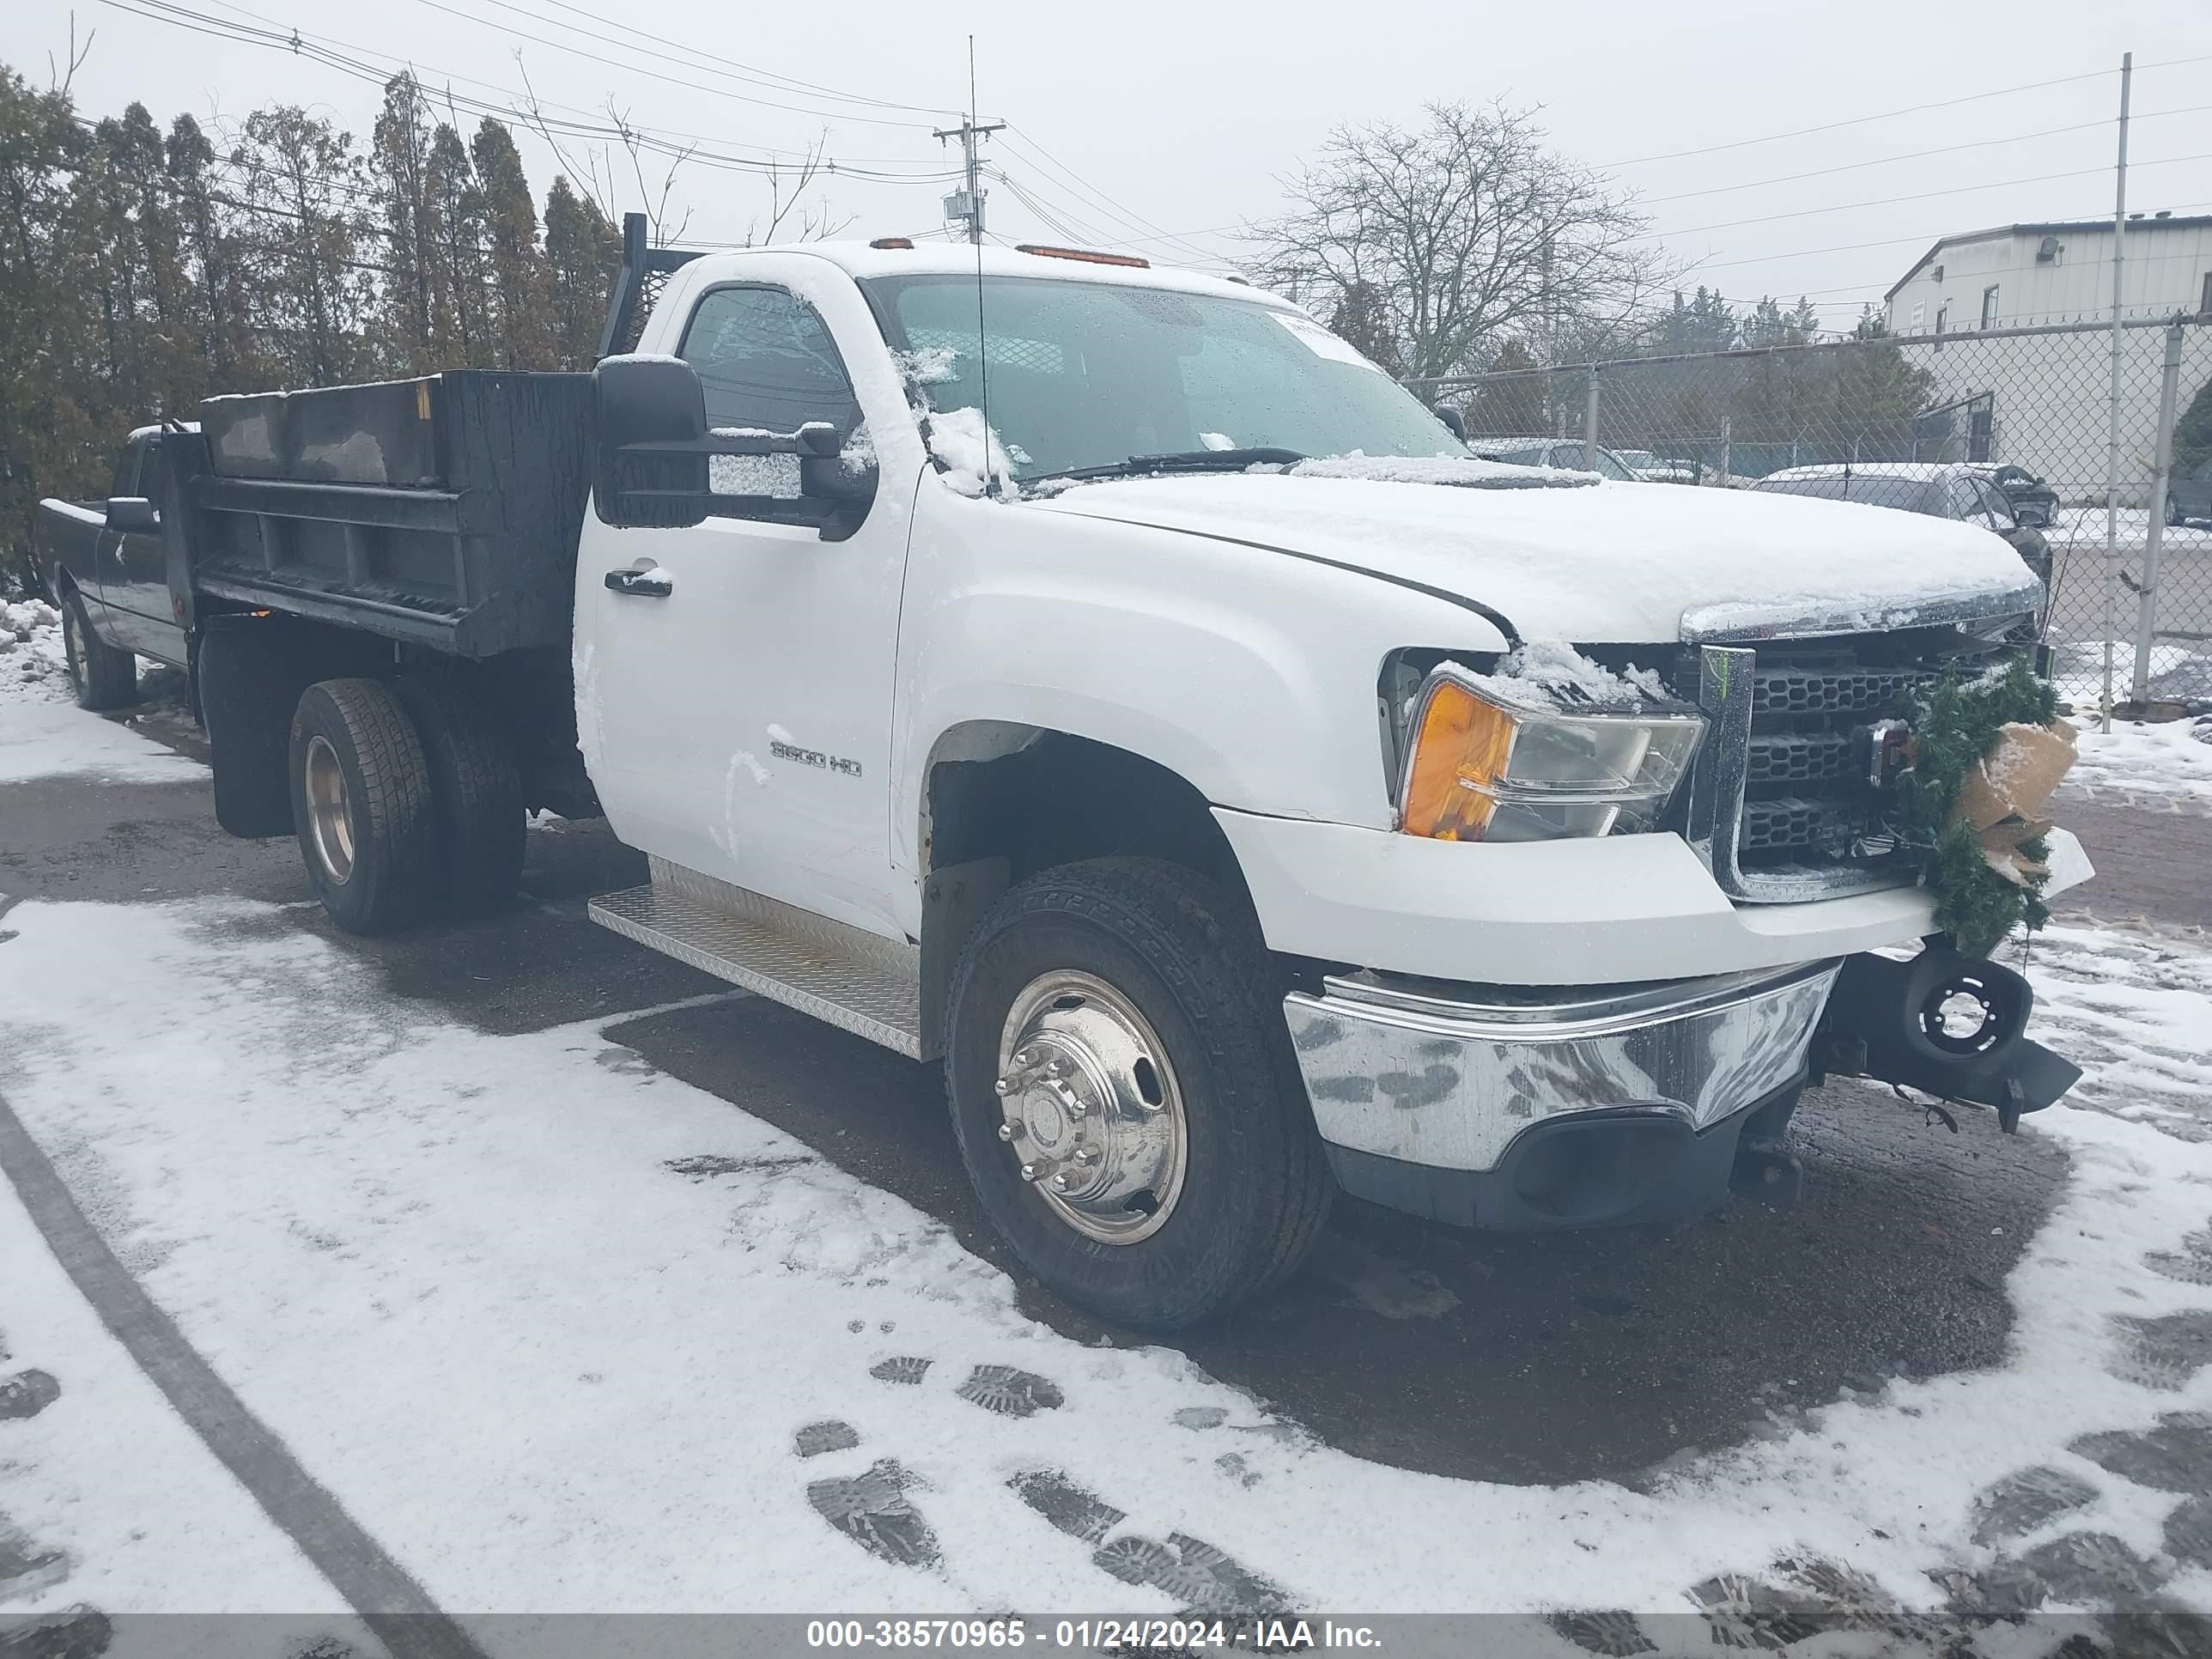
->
[1283, 960, 1841, 1174]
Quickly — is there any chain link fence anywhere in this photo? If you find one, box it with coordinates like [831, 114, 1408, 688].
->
[1409, 315, 2212, 711]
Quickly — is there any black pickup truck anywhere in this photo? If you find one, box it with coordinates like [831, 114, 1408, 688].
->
[36, 423, 190, 706]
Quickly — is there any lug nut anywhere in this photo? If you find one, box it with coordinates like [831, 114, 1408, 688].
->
[994, 1076, 1016, 1097]
[1019, 1162, 1042, 1183]
[1050, 1172, 1072, 1192]
[1069, 1146, 1099, 1168]
[1047, 1057, 1072, 1079]
[997, 1122, 1021, 1142]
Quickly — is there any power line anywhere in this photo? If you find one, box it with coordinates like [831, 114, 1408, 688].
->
[104, 0, 960, 180]
[996, 128, 1235, 266]
[1655, 150, 2212, 241]
[496, 0, 957, 117]
[1638, 103, 2212, 207]
[1679, 198, 2212, 274]
[1600, 52, 2212, 169]
[408, 0, 949, 130]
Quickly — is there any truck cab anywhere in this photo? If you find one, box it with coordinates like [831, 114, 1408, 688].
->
[35, 423, 191, 707]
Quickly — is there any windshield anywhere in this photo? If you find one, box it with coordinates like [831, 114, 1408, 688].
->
[860, 274, 1463, 479]
[1753, 475, 1936, 514]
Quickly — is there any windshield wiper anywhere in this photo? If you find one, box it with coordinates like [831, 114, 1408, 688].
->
[1030, 447, 1305, 483]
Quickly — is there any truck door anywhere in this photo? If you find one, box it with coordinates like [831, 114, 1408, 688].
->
[579, 271, 915, 941]
[100, 433, 189, 662]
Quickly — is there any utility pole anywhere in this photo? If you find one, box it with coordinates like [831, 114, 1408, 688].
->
[935, 42, 1003, 246]
[934, 115, 1005, 245]
[2100, 49, 2133, 730]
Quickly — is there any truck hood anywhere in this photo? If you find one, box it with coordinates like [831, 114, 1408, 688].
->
[1034, 473, 2041, 643]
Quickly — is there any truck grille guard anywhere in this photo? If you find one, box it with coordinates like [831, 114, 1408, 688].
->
[1675, 582, 2045, 906]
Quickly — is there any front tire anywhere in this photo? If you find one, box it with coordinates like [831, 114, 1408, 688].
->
[945, 857, 1333, 1332]
[60, 590, 139, 711]
[289, 678, 438, 934]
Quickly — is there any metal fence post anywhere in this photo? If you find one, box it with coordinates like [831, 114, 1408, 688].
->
[1583, 367, 1601, 471]
[1717, 415, 1732, 487]
[2130, 318, 2188, 704]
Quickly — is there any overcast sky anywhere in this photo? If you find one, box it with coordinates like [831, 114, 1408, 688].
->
[8, 0, 2209, 331]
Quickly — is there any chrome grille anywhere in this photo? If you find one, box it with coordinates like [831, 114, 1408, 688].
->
[1684, 626, 2021, 903]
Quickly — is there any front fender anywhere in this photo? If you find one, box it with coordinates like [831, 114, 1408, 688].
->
[892, 494, 1510, 880]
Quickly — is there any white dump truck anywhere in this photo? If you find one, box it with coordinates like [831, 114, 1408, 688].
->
[38, 223, 2087, 1329]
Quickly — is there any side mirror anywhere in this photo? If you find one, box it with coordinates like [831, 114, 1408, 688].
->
[799, 422, 878, 508]
[1433, 404, 1468, 442]
[594, 355, 709, 528]
[106, 495, 159, 534]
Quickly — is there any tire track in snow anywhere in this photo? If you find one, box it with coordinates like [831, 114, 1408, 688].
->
[0, 1082, 490, 1659]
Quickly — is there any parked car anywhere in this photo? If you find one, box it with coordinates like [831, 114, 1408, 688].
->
[2170, 456, 2212, 527]
[1750, 462, 2053, 598]
[1611, 448, 1702, 485]
[39, 225, 2087, 1332]
[1966, 463, 2060, 528]
[1462, 434, 1642, 481]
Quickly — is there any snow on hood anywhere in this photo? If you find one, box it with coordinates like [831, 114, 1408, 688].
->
[1282, 453, 1591, 489]
[1034, 472, 2040, 643]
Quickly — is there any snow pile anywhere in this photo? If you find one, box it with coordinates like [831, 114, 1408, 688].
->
[892, 345, 960, 389]
[2067, 718, 2212, 805]
[2, 595, 68, 696]
[1455, 640, 1675, 712]
[1285, 453, 1594, 490]
[0, 599, 203, 785]
[8, 896, 2212, 1624]
[925, 406, 1022, 499]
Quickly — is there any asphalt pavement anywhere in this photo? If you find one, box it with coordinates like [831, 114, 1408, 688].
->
[3, 687, 2195, 1490]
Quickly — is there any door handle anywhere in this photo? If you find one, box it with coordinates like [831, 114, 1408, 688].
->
[605, 567, 672, 598]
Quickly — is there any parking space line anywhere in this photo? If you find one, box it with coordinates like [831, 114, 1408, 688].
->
[0, 1084, 491, 1659]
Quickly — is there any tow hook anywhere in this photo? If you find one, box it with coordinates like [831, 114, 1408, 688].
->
[1817, 946, 2081, 1132]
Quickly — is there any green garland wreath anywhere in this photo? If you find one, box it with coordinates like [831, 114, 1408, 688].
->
[1891, 654, 2061, 957]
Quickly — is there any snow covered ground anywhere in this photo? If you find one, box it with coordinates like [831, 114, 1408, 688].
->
[2068, 717, 2212, 807]
[0, 600, 203, 786]
[5, 606, 2212, 1650]
[2, 891, 2211, 1649]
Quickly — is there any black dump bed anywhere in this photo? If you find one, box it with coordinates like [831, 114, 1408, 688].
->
[177, 370, 595, 659]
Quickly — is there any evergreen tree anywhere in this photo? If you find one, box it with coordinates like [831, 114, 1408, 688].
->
[543, 174, 620, 368]
[0, 64, 98, 585]
[166, 112, 258, 389]
[368, 73, 442, 374]
[229, 106, 373, 386]
[470, 117, 551, 369]
[1468, 337, 1548, 434]
[424, 122, 489, 363]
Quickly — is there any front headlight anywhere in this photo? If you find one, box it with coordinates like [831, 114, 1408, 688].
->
[1398, 664, 1705, 842]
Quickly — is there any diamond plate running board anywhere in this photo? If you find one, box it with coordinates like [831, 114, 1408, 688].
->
[589, 883, 923, 1058]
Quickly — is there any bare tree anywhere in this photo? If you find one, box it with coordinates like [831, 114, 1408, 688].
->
[1249, 100, 1674, 380]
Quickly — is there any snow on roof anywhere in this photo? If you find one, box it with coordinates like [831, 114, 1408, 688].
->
[682, 241, 1285, 306]
[1759, 461, 1960, 483]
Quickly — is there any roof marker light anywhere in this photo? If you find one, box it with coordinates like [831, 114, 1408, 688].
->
[870, 237, 915, 250]
[1015, 244, 1150, 269]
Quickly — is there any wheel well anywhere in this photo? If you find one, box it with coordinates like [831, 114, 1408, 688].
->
[925, 730, 1251, 911]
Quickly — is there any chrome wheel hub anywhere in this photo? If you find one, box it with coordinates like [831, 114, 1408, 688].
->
[302, 734, 356, 884]
[995, 970, 1187, 1245]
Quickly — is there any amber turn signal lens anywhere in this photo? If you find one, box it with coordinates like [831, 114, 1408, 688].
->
[1401, 680, 1516, 840]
